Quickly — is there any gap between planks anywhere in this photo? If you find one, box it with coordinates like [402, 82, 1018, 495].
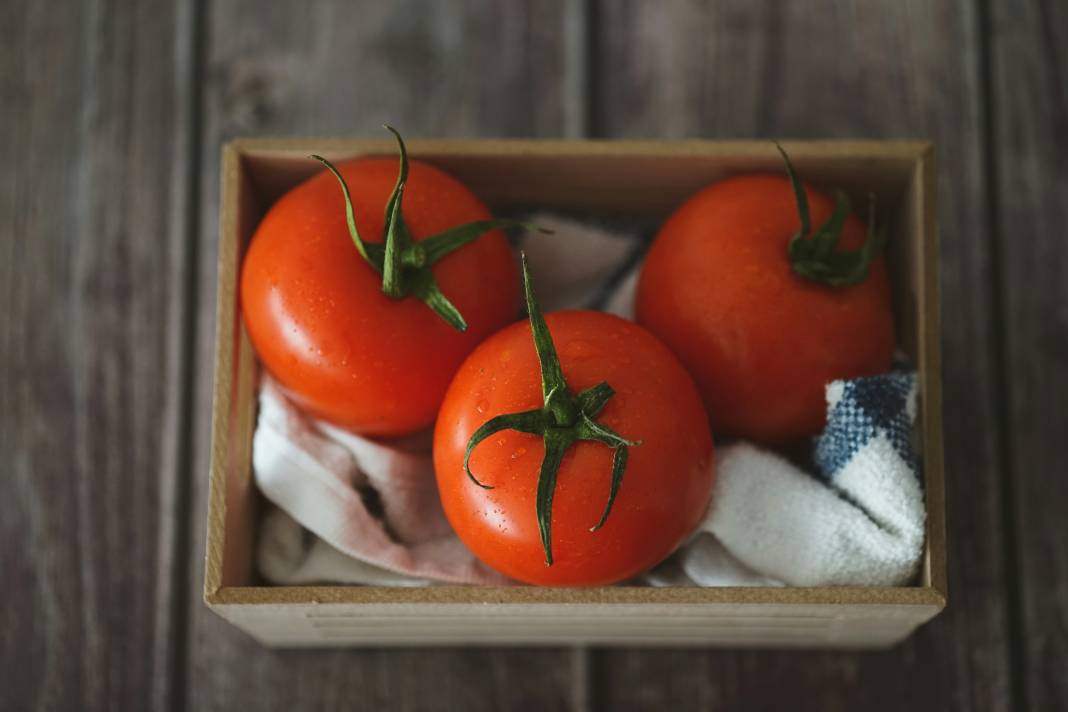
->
[165, 1, 208, 712]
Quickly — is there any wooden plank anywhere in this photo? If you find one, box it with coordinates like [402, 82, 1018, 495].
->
[987, 0, 1068, 708]
[0, 0, 195, 710]
[187, 1, 577, 710]
[588, 1, 1013, 709]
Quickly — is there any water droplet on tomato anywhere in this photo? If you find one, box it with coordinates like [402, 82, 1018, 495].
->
[510, 446, 527, 460]
[562, 339, 599, 361]
[475, 399, 488, 415]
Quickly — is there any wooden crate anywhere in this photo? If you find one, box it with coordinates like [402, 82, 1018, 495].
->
[205, 139, 945, 648]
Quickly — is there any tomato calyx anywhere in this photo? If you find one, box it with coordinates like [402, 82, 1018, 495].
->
[313, 126, 548, 331]
[776, 142, 888, 288]
[462, 254, 641, 566]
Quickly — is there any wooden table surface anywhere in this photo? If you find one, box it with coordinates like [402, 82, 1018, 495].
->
[2, 1, 1065, 710]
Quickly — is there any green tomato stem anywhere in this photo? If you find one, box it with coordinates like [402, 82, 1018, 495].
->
[312, 126, 549, 331]
[463, 254, 641, 567]
[776, 141, 887, 288]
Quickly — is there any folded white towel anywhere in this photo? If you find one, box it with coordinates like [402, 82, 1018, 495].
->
[253, 213, 925, 587]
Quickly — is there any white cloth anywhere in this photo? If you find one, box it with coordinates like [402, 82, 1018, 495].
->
[254, 213, 925, 588]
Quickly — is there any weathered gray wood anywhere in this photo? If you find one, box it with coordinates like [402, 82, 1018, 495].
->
[988, 0, 1068, 708]
[8, 0, 1062, 708]
[0, 0, 195, 710]
[187, 1, 578, 709]
[588, 1, 1013, 709]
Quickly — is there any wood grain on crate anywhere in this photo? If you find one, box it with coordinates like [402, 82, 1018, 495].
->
[215, 606, 936, 649]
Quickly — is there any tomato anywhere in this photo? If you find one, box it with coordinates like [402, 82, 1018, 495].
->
[434, 259, 714, 586]
[636, 148, 895, 443]
[241, 131, 520, 437]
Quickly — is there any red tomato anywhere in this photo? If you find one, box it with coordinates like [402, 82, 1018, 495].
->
[434, 310, 714, 586]
[241, 156, 519, 437]
[636, 170, 895, 444]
